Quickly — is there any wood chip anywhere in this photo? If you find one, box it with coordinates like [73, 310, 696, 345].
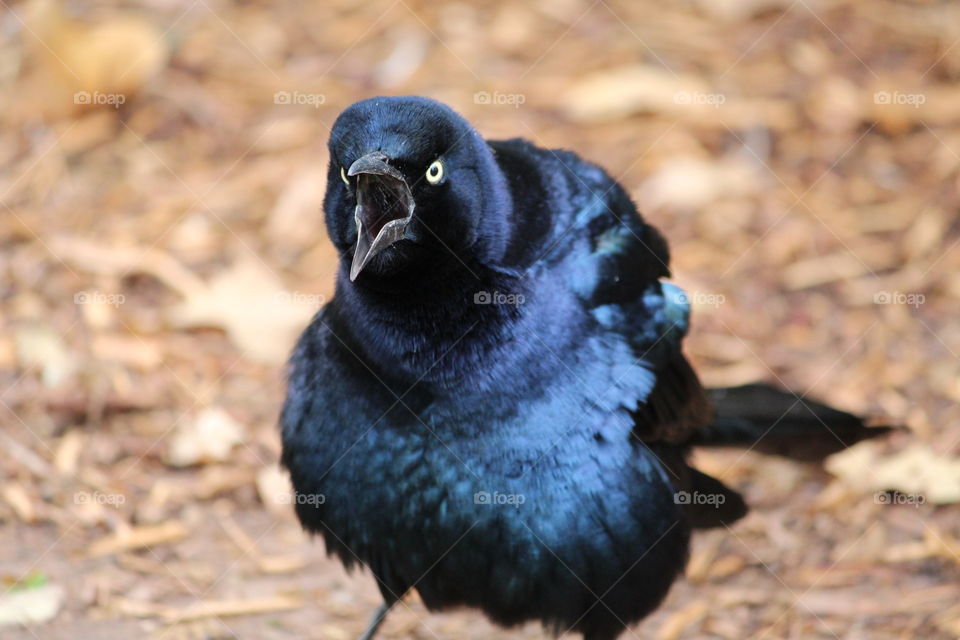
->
[163, 596, 303, 623]
[89, 521, 188, 557]
[656, 600, 709, 640]
[1, 483, 37, 523]
[54, 430, 84, 476]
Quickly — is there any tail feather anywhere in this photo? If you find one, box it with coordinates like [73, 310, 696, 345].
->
[651, 445, 748, 529]
[694, 384, 896, 461]
[681, 467, 748, 529]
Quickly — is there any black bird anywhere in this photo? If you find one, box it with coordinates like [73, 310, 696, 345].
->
[280, 96, 890, 640]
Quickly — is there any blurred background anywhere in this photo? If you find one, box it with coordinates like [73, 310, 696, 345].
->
[1, 0, 959, 638]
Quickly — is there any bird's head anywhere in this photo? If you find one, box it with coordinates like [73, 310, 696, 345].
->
[324, 96, 511, 284]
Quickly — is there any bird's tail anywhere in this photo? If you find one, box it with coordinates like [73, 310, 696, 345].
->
[692, 383, 896, 461]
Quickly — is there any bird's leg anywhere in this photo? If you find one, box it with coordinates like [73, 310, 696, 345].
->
[357, 601, 393, 640]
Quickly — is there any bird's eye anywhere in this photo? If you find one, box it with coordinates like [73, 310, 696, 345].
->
[340, 166, 350, 185]
[425, 159, 444, 184]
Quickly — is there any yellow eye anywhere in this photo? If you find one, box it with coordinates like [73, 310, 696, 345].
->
[425, 159, 444, 184]
[340, 166, 349, 185]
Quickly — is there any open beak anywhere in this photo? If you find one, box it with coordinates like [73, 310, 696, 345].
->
[347, 151, 415, 281]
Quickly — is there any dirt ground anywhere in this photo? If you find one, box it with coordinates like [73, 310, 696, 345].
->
[2, 0, 960, 638]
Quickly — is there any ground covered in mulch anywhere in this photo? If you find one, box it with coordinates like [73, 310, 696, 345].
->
[2, 0, 959, 638]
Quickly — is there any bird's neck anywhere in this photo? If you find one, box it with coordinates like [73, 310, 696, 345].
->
[332, 259, 526, 391]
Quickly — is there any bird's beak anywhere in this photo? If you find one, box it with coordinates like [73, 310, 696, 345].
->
[347, 151, 415, 281]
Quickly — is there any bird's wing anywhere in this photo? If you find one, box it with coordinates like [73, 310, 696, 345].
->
[535, 145, 714, 446]
[486, 139, 740, 524]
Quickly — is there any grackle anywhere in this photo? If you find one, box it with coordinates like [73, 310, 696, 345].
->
[280, 96, 890, 640]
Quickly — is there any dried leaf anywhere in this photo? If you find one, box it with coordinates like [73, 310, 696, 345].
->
[256, 465, 294, 516]
[0, 583, 65, 627]
[169, 258, 318, 363]
[48, 237, 206, 298]
[14, 323, 76, 388]
[165, 408, 244, 467]
[267, 164, 327, 246]
[561, 65, 708, 122]
[26, 0, 169, 99]
[826, 441, 960, 504]
[637, 155, 760, 211]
